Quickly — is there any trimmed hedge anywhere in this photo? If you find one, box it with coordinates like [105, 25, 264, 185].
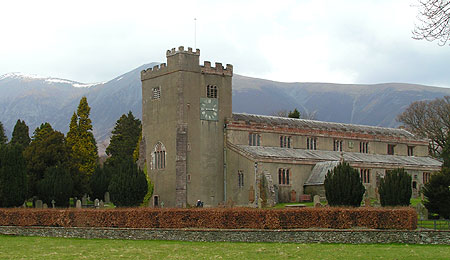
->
[0, 207, 417, 230]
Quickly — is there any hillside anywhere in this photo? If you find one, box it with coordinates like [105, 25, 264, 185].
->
[1, 64, 450, 154]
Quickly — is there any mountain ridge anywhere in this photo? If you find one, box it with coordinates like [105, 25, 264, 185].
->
[2, 64, 450, 154]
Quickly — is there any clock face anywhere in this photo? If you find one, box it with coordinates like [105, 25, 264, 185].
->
[200, 98, 218, 121]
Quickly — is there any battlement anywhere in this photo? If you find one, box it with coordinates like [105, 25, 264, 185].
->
[201, 61, 233, 76]
[141, 62, 169, 80]
[166, 46, 200, 57]
[141, 46, 232, 80]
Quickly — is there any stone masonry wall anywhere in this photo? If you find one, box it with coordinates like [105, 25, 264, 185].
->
[0, 226, 448, 245]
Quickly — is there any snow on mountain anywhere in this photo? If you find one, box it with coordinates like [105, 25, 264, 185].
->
[0, 72, 102, 88]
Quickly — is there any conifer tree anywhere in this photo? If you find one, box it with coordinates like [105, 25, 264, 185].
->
[11, 119, 31, 149]
[288, 108, 300, 119]
[37, 164, 73, 207]
[0, 144, 28, 207]
[105, 111, 141, 166]
[23, 123, 70, 197]
[0, 121, 7, 145]
[66, 97, 98, 196]
[108, 159, 148, 207]
[379, 168, 412, 207]
[423, 169, 450, 219]
[324, 161, 365, 207]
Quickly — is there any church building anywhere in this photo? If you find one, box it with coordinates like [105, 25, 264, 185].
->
[141, 46, 441, 208]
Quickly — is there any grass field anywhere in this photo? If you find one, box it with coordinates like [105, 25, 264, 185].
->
[0, 235, 449, 260]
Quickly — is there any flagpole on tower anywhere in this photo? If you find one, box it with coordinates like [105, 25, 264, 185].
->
[194, 18, 197, 49]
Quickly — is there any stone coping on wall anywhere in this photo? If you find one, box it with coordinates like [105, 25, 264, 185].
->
[0, 226, 448, 245]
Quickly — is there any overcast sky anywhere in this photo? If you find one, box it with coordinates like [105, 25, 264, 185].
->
[2, 0, 450, 87]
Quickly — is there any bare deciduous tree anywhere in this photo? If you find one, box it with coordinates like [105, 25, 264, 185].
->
[397, 96, 450, 157]
[413, 0, 450, 46]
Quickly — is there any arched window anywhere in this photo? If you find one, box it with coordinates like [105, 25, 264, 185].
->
[153, 142, 166, 170]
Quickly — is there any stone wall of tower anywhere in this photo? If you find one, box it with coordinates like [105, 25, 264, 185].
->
[141, 46, 232, 207]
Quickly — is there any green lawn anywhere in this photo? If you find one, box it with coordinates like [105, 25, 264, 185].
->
[0, 235, 449, 259]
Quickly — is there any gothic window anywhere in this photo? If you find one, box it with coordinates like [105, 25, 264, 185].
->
[360, 142, 369, 153]
[423, 172, 431, 184]
[334, 139, 343, 151]
[152, 86, 161, 100]
[360, 169, 370, 183]
[278, 168, 291, 185]
[249, 133, 261, 146]
[153, 142, 166, 170]
[207, 85, 218, 98]
[280, 135, 291, 148]
[408, 146, 414, 156]
[387, 144, 395, 155]
[307, 137, 317, 150]
[238, 170, 244, 187]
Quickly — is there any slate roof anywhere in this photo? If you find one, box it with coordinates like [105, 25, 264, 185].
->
[231, 113, 419, 140]
[234, 145, 442, 169]
[305, 161, 340, 185]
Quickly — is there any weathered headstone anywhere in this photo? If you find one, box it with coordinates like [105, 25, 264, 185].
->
[290, 190, 297, 202]
[104, 192, 110, 204]
[94, 198, 100, 208]
[51, 200, 56, 208]
[99, 200, 104, 208]
[313, 195, 321, 207]
[35, 200, 43, 208]
[76, 200, 82, 209]
[248, 186, 255, 203]
[43, 203, 48, 209]
[82, 195, 88, 206]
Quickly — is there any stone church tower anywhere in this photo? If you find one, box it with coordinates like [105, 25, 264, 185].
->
[141, 46, 233, 207]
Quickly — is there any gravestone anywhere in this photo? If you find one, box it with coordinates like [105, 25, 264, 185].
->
[82, 195, 88, 206]
[94, 199, 100, 208]
[35, 200, 43, 208]
[104, 192, 110, 204]
[248, 186, 255, 203]
[99, 200, 104, 208]
[313, 195, 321, 207]
[416, 202, 429, 220]
[51, 200, 56, 208]
[290, 190, 297, 202]
[43, 203, 48, 209]
[76, 200, 82, 209]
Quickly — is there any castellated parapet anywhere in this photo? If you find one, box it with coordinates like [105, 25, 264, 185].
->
[141, 46, 232, 80]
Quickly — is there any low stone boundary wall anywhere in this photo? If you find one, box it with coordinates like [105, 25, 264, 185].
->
[0, 226, 448, 245]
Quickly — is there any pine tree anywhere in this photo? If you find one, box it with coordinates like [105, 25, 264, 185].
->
[379, 168, 412, 207]
[0, 144, 28, 207]
[106, 111, 141, 167]
[288, 108, 300, 119]
[23, 123, 70, 197]
[324, 161, 365, 207]
[11, 119, 30, 149]
[67, 97, 98, 197]
[0, 121, 7, 145]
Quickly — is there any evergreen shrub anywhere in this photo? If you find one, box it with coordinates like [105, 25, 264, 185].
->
[324, 161, 365, 207]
